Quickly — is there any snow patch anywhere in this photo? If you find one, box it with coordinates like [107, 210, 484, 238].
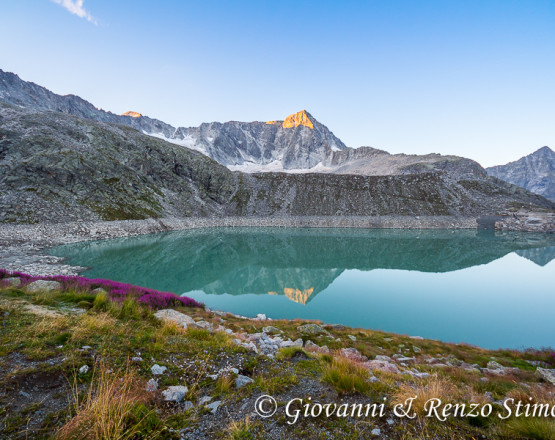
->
[227, 161, 334, 174]
[145, 132, 208, 155]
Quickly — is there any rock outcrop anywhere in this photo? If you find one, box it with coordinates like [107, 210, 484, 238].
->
[487, 146, 555, 201]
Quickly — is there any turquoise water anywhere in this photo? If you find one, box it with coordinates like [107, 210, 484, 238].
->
[49, 228, 555, 349]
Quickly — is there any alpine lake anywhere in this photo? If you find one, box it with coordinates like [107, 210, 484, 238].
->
[49, 228, 555, 350]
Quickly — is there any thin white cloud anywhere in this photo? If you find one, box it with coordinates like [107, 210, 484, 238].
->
[52, 0, 97, 24]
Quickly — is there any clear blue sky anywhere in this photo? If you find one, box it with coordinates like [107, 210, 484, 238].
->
[1, 0, 554, 166]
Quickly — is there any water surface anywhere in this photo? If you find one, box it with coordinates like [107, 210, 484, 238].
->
[49, 228, 555, 349]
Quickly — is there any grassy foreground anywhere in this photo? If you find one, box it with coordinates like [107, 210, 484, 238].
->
[0, 270, 554, 440]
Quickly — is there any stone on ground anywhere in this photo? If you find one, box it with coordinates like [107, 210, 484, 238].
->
[162, 385, 189, 402]
[154, 309, 195, 329]
[26, 280, 62, 293]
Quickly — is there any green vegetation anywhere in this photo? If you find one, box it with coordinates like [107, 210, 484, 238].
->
[0, 278, 553, 440]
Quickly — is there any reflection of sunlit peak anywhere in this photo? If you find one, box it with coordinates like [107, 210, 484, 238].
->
[268, 291, 278, 295]
[283, 287, 315, 305]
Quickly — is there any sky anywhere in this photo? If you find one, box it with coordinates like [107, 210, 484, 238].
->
[1, 0, 554, 167]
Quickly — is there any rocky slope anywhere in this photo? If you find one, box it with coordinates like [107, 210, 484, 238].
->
[1, 102, 554, 224]
[487, 146, 555, 201]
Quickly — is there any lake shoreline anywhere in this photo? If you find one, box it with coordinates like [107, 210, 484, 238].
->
[0, 213, 553, 276]
[1, 215, 479, 276]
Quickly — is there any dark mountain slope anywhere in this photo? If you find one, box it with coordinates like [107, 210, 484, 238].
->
[487, 147, 555, 201]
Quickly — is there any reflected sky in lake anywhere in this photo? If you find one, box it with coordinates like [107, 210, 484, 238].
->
[49, 228, 555, 349]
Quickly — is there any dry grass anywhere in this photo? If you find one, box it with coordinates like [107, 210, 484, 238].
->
[71, 313, 119, 341]
[226, 416, 257, 440]
[215, 373, 234, 396]
[392, 376, 457, 417]
[56, 362, 151, 440]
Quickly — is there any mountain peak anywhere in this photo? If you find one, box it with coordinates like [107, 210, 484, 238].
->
[282, 110, 314, 129]
[533, 146, 553, 155]
[122, 111, 142, 118]
[266, 110, 314, 129]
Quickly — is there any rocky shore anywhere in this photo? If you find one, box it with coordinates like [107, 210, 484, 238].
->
[0, 216, 479, 275]
[1, 214, 553, 276]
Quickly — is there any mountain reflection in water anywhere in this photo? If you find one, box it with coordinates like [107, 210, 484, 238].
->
[50, 228, 555, 305]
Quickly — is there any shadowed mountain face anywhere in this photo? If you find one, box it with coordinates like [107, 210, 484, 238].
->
[487, 147, 555, 201]
[50, 228, 555, 304]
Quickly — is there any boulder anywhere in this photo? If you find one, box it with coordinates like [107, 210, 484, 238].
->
[79, 365, 89, 374]
[298, 323, 327, 336]
[235, 375, 254, 389]
[375, 355, 393, 362]
[162, 385, 188, 402]
[91, 287, 108, 295]
[304, 340, 330, 354]
[193, 320, 212, 331]
[26, 280, 62, 293]
[362, 360, 400, 374]
[154, 309, 195, 329]
[262, 326, 280, 334]
[340, 348, 368, 363]
[537, 368, 555, 385]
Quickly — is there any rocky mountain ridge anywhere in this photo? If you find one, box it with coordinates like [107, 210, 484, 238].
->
[487, 146, 555, 201]
[0, 69, 489, 176]
[1, 102, 553, 224]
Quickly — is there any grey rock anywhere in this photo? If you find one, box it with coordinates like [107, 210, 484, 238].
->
[371, 428, 381, 436]
[79, 365, 89, 374]
[193, 320, 212, 331]
[182, 401, 194, 410]
[162, 385, 189, 402]
[262, 326, 280, 334]
[26, 280, 62, 292]
[235, 375, 254, 389]
[537, 368, 555, 385]
[154, 309, 195, 329]
[146, 379, 158, 392]
[206, 401, 221, 414]
[340, 347, 368, 362]
[91, 288, 107, 295]
[298, 323, 327, 336]
[151, 364, 167, 375]
[198, 396, 212, 405]
[347, 335, 356, 341]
